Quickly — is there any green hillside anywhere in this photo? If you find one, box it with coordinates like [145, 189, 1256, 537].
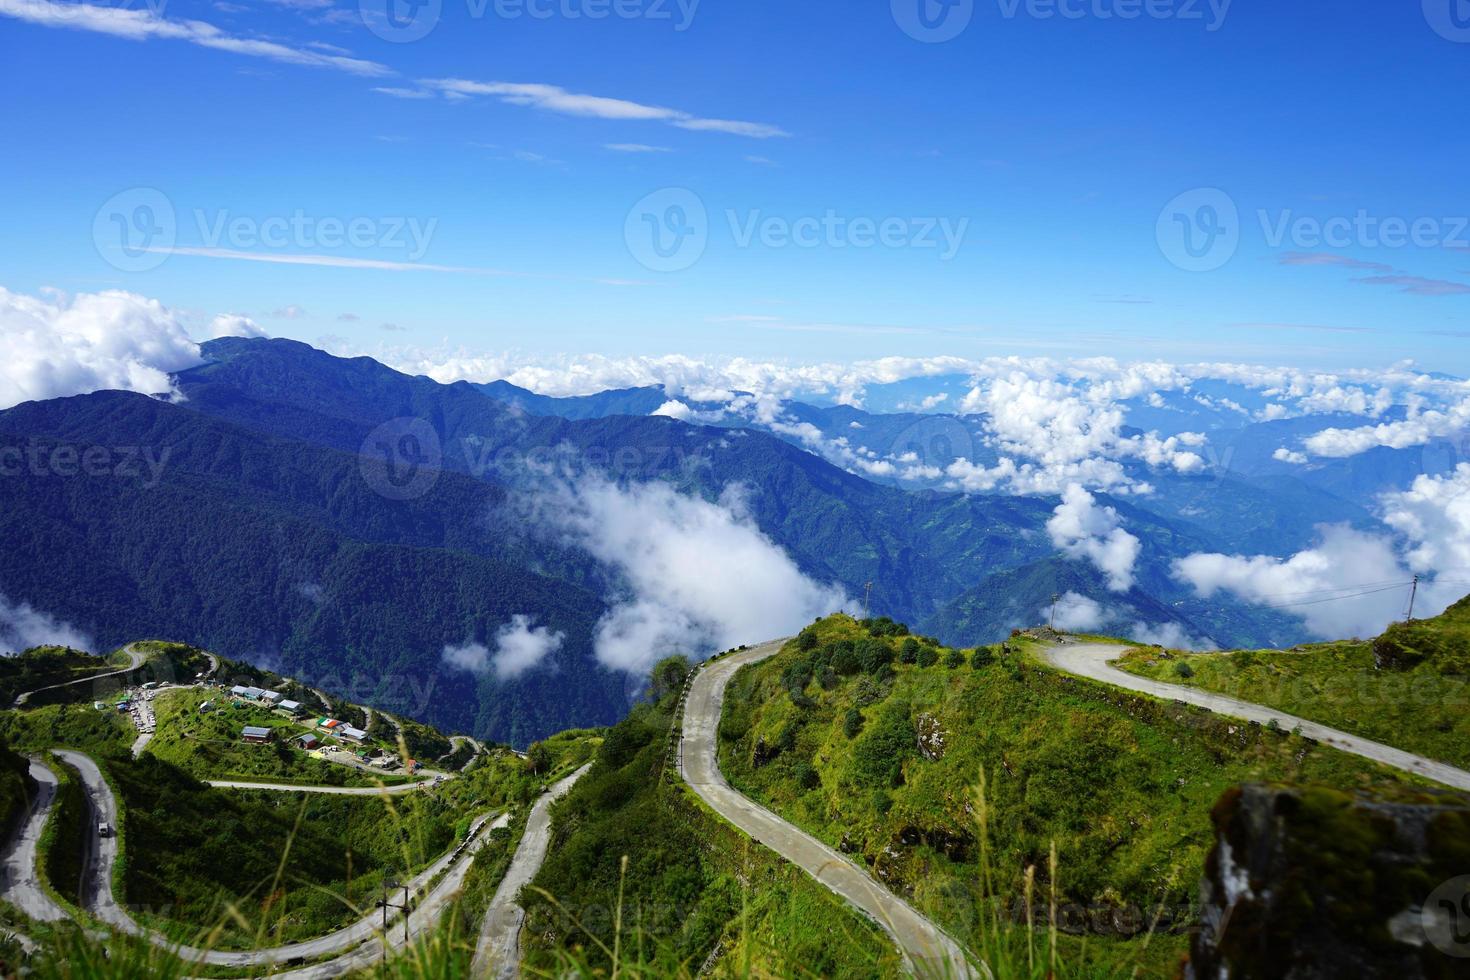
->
[523, 655, 904, 978]
[1116, 594, 1470, 769]
[715, 615, 1421, 977]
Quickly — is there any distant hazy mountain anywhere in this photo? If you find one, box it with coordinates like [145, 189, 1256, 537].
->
[0, 338, 1381, 743]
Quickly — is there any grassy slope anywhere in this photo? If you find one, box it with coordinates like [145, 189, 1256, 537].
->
[717, 616, 1420, 978]
[146, 688, 414, 788]
[0, 647, 124, 706]
[523, 658, 904, 979]
[1115, 597, 1470, 769]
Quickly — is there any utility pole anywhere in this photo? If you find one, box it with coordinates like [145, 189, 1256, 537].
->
[1407, 575, 1419, 622]
[1049, 594, 1060, 630]
[863, 581, 873, 619]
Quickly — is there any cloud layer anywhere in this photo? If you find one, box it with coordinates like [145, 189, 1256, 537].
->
[1047, 485, 1141, 592]
[543, 477, 848, 674]
[0, 287, 203, 410]
[0, 593, 93, 655]
[441, 614, 565, 680]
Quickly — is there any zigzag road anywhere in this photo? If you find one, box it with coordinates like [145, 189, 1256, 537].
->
[680, 639, 981, 980]
[1040, 640, 1470, 792]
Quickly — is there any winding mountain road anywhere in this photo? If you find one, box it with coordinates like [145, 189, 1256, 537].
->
[470, 764, 591, 979]
[54, 749, 499, 969]
[203, 778, 435, 796]
[1040, 641, 1470, 792]
[10, 646, 145, 708]
[0, 759, 69, 923]
[681, 640, 979, 980]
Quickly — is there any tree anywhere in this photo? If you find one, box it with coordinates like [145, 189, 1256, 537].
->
[843, 707, 865, 738]
[526, 741, 553, 775]
[943, 649, 965, 669]
[900, 638, 921, 664]
[648, 655, 692, 703]
[916, 646, 939, 668]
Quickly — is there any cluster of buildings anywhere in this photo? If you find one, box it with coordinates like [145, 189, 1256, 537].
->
[228, 685, 304, 717]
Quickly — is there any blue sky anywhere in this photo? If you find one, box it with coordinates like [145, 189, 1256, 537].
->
[3, 0, 1469, 372]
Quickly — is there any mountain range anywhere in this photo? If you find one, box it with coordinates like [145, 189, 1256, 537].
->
[0, 338, 1446, 744]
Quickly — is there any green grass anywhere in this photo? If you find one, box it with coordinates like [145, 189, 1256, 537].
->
[0, 703, 135, 757]
[716, 615, 1423, 977]
[36, 757, 88, 913]
[522, 656, 905, 979]
[1114, 640, 1470, 770]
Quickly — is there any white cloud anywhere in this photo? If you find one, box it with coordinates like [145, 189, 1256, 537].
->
[1303, 398, 1470, 458]
[1124, 621, 1215, 651]
[0, 594, 93, 655]
[1170, 525, 1448, 639]
[1273, 447, 1308, 465]
[419, 79, 788, 139]
[605, 143, 672, 153]
[539, 477, 848, 674]
[0, 287, 203, 409]
[0, 0, 390, 75]
[1047, 592, 1114, 631]
[651, 400, 694, 421]
[1047, 485, 1141, 592]
[441, 615, 565, 680]
[1381, 464, 1470, 577]
[208, 314, 266, 339]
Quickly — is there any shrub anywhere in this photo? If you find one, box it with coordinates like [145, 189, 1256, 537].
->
[793, 761, 821, 791]
[851, 702, 915, 789]
[972, 646, 996, 668]
[916, 646, 939, 669]
[899, 638, 921, 664]
[843, 708, 865, 739]
[1175, 662, 1196, 679]
[943, 649, 965, 669]
[856, 638, 892, 674]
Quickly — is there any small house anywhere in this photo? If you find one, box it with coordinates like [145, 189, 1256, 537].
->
[296, 733, 321, 750]
[277, 699, 303, 717]
[260, 689, 284, 704]
[241, 726, 273, 744]
[338, 725, 368, 744]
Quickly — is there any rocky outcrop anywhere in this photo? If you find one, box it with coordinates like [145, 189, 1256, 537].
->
[1188, 784, 1470, 980]
[915, 712, 947, 761]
